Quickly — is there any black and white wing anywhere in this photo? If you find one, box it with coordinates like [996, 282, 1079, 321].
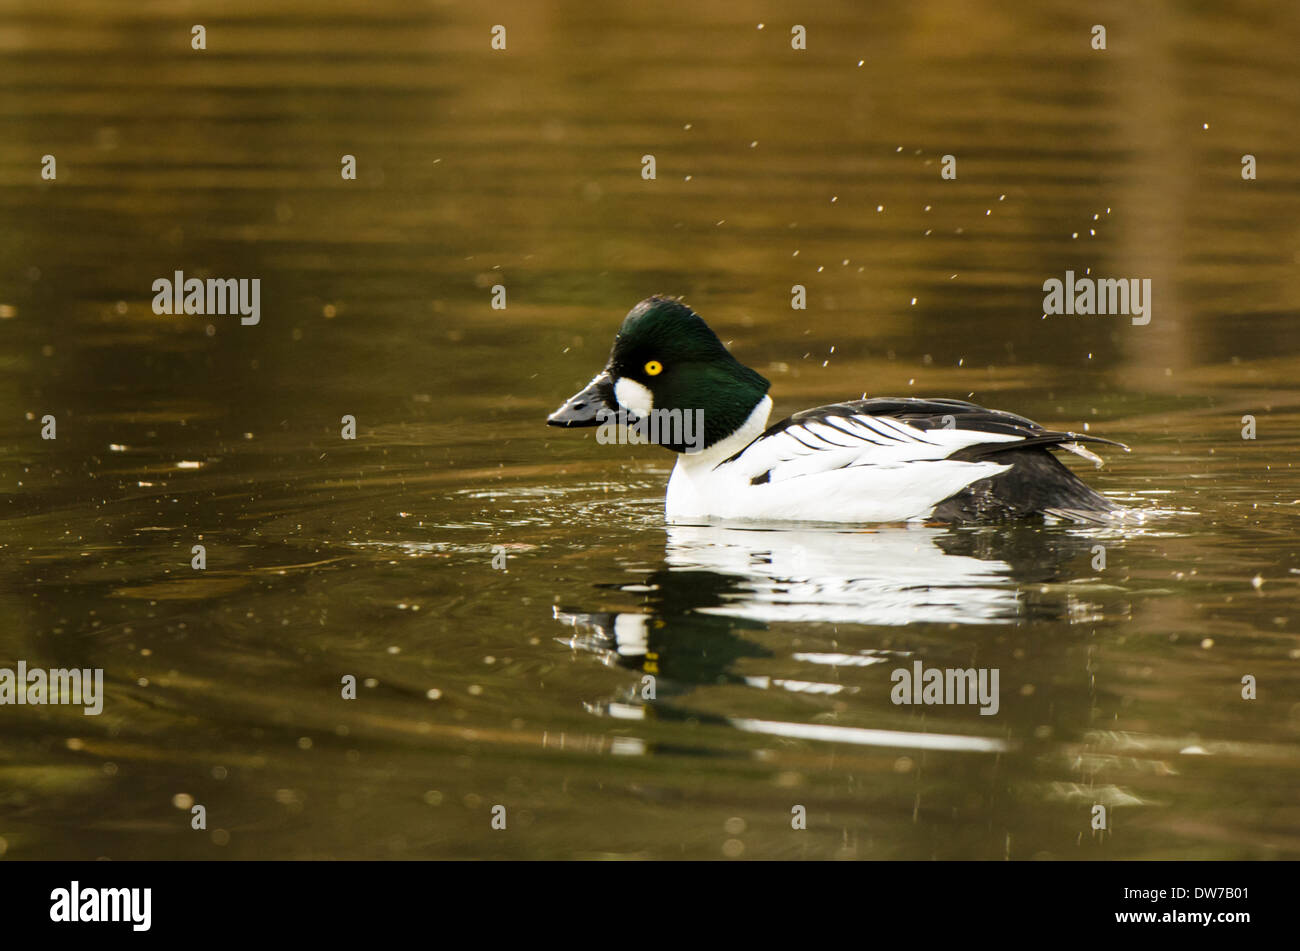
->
[724, 398, 1125, 484]
[702, 398, 1127, 522]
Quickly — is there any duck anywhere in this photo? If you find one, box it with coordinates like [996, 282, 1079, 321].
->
[547, 296, 1129, 524]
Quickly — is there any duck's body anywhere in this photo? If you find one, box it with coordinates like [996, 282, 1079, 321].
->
[662, 395, 1123, 523]
[549, 297, 1127, 525]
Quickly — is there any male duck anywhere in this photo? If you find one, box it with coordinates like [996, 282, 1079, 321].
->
[547, 297, 1128, 524]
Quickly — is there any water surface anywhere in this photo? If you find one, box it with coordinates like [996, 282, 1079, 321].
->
[2, 0, 1299, 859]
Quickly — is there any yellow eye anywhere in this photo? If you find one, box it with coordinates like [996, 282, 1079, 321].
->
[644, 360, 663, 376]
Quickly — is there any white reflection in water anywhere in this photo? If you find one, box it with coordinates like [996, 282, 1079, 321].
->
[662, 524, 1020, 625]
[731, 717, 1016, 753]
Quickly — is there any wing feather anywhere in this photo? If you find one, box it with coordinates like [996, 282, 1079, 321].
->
[717, 398, 1127, 490]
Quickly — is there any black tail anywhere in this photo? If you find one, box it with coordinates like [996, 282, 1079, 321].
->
[932, 448, 1122, 524]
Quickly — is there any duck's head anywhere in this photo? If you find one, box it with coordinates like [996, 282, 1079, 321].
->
[547, 296, 770, 453]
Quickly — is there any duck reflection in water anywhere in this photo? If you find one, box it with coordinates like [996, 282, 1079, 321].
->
[553, 523, 1128, 749]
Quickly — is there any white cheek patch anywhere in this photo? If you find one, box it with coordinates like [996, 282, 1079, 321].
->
[614, 378, 654, 417]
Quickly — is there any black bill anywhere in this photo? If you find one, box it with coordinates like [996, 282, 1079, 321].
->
[547, 371, 617, 427]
